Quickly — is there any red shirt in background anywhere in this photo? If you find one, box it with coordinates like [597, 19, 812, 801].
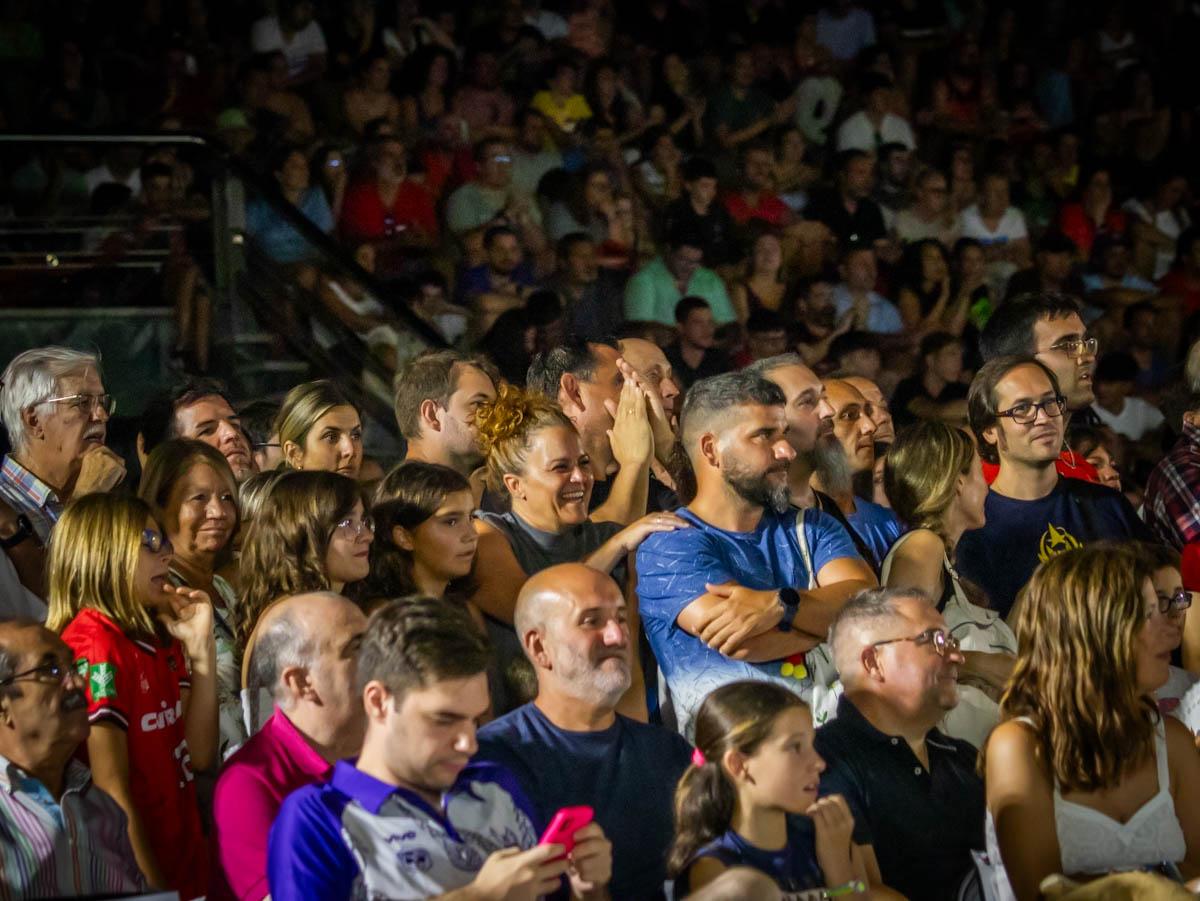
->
[338, 177, 439, 246]
[1058, 203, 1127, 258]
[981, 450, 1100, 485]
[722, 190, 791, 228]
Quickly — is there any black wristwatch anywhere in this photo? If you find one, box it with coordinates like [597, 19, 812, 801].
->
[776, 588, 801, 632]
[0, 514, 33, 549]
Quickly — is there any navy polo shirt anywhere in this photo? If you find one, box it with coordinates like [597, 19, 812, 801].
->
[814, 696, 985, 901]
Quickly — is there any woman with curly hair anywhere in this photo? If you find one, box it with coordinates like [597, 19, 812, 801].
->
[236, 470, 371, 652]
[983, 543, 1200, 899]
[469, 383, 688, 716]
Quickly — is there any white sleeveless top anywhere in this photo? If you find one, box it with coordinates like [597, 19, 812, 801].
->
[983, 718, 1186, 898]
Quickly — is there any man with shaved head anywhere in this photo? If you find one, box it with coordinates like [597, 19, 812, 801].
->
[0, 620, 145, 896]
[636, 371, 875, 738]
[815, 588, 983, 900]
[211, 592, 367, 901]
[477, 563, 691, 899]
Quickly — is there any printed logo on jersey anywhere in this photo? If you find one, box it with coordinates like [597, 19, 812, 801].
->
[89, 662, 117, 700]
[74, 657, 89, 678]
[1037, 522, 1081, 563]
[141, 699, 184, 732]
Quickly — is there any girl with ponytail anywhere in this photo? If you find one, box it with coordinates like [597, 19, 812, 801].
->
[668, 681, 870, 898]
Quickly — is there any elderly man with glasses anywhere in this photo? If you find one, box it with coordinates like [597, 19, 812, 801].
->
[955, 355, 1152, 619]
[0, 347, 126, 544]
[815, 587, 982, 901]
[0, 619, 145, 897]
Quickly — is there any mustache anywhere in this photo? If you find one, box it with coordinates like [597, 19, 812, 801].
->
[61, 689, 87, 712]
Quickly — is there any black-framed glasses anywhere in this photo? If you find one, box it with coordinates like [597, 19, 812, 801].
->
[1157, 589, 1194, 616]
[996, 396, 1066, 425]
[41, 393, 116, 416]
[0, 659, 74, 688]
[333, 515, 375, 538]
[1047, 337, 1099, 358]
[871, 627, 960, 658]
[141, 528, 172, 554]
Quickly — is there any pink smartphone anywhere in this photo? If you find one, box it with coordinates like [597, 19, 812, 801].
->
[538, 805, 594, 855]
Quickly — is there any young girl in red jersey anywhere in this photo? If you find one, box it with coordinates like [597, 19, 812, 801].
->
[48, 493, 217, 900]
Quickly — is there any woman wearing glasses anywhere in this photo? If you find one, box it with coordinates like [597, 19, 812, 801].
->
[236, 470, 372, 655]
[48, 493, 217, 899]
[274, 379, 365, 480]
[881, 421, 1016, 748]
[138, 439, 246, 760]
[1139, 542, 1200, 720]
[983, 544, 1200, 899]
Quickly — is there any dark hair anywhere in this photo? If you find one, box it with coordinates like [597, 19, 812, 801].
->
[140, 377, 234, 457]
[1123, 300, 1157, 330]
[483, 224, 518, 249]
[836, 148, 871, 174]
[682, 156, 718, 183]
[667, 221, 708, 252]
[526, 336, 618, 398]
[667, 681, 806, 878]
[1037, 229, 1077, 256]
[1066, 424, 1114, 459]
[474, 137, 508, 163]
[899, 239, 949, 292]
[557, 231, 593, 260]
[356, 596, 490, 701]
[1160, 383, 1200, 431]
[393, 351, 499, 441]
[675, 295, 711, 324]
[140, 161, 173, 184]
[828, 331, 879, 364]
[968, 355, 1063, 462]
[239, 399, 281, 448]
[919, 330, 961, 361]
[1175, 227, 1200, 266]
[1094, 352, 1139, 384]
[678, 372, 785, 457]
[978, 293, 1083, 361]
[358, 462, 473, 603]
[746, 308, 786, 335]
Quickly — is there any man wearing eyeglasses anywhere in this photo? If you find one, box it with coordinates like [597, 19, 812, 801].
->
[978, 293, 1104, 483]
[0, 346, 126, 545]
[815, 587, 984, 901]
[955, 356, 1151, 619]
[0, 620, 146, 896]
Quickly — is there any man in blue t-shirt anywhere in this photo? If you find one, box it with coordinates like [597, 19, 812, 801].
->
[268, 598, 613, 901]
[956, 356, 1153, 618]
[476, 563, 691, 899]
[636, 371, 877, 737]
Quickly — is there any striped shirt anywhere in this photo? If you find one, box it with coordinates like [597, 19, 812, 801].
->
[0, 755, 145, 899]
[0, 455, 63, 544]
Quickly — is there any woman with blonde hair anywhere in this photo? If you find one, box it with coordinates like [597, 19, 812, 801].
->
[49, 493, 216, 898]
[983, 544, 1200, 899]
[139, 437, 245, 757]
[470, 383, 687, 716]
[881, 420, 1016, 745]
[274, 379, 364, 479]
[236, 470, 372, 651]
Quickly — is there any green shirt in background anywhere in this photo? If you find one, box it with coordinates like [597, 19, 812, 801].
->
[623, 256, 736, 326]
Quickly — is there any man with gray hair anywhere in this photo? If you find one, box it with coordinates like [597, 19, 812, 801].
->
[211, 592, 367, 901]
[0, 346, 126, 542]
[0, 620, 145, 896]
[477, 563, 691, 899]
[635, 371, 875, 737]
[814, 588, 984, 900]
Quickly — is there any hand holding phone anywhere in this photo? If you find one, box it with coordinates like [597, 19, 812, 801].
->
[538, 805, 594, 856]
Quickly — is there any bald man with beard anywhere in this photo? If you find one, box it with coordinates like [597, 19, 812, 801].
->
[476, 563, 692, 900]
[212, 592, 367, 901]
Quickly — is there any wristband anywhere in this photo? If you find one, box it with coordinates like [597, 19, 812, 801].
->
[776, 588, 800, 632]
[822, 880, 866, 898]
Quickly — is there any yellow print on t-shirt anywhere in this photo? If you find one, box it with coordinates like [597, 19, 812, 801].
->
[1037, 522, 1082, 562]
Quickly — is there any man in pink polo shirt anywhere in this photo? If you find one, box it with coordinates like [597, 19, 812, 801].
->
[210, 592, 367, 901]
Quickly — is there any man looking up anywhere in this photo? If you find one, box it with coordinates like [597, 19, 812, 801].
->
[394, 350, 499, 504]
[477, 564, 691, 899]
[636, 371, 875, 737]
[0, 347, 125, 542]
[212, 592, 367, 901]
[268, 597, 613, 900]
[817, 589, 984, 900]
[139, 378, 256, 482]
[955, 356, 1150, 618]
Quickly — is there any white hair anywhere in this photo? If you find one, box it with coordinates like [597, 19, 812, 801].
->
[1, 347, 101, 452]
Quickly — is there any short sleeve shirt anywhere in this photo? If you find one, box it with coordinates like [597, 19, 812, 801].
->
[60, 609, 207, 901]
[635, 507, 860, 737]
[268, 760, 539, 901]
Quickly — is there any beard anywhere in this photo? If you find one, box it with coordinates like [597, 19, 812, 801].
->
[722, 453, 791, 514]
[553, 646, 632, 708]
[807, 435, 854, 498]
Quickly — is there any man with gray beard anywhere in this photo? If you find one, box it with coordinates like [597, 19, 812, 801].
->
[635, 371, 875, 737]
[476, 563, 691, 899]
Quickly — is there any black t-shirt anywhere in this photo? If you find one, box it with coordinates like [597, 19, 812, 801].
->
[803, 188, 887, 246]
[665, 343, 734, 390]
[891, 376, 969, 426]
[661, 197, 737, 265]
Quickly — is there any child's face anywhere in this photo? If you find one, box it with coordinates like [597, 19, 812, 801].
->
[739, 706, 825, 814]
[1152, 566, 1188, 651]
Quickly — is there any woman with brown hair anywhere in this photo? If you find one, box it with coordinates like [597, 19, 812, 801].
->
[274, 379, 364, 479]
[139, 438, 244, 757]
[983, 544, 1200, 899]
[881, 421, 1016, 746]
[236, 470, 372, 652]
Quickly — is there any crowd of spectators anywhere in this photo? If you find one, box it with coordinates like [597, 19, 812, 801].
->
[8, 0, 1200, 899]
